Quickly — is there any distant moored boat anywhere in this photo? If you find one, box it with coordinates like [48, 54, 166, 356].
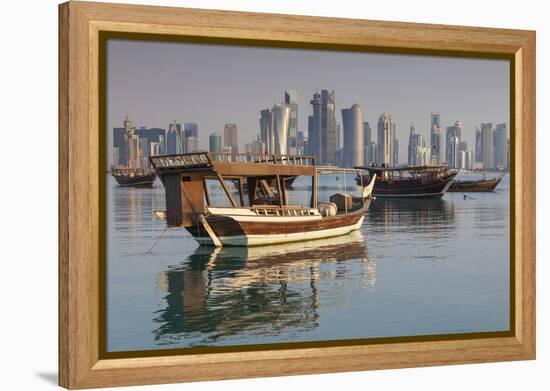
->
[448, 174, 504, 192]
[354, 165, 458, 199]
[111, 167, 157, 188]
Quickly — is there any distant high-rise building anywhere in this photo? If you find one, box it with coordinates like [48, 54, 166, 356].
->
[415, 146, 431, 166]
[307, 115, 315, 156]
[166, 120, 182, 155]
[118, 115, 141, 168]
[408, 124, 417, 166]
[285, 90, 299, 155]
[260, 103, 291, 155]
[365, 142, 377, 166]
[183, 123, 198, 153]
[377, 112, 393, 166]
[224, 123, 238, 154]
[297, 130, 307, 155]
[335, 121, 341, 152]
[150, 141, 162, 157]
[481, 122, 494, 169]
[495, 123, 508, 169]
[445, 120, 463, 166]
[272, 103, 291, 155]
[321, 90, 336, 165]
[112, 147, 120, 167]
[408, 125, 427, 166]
[309, 90, 336, 164]
[430, 113, 442, 164]
[309, 91, 323, 163]
[113, 127, 125, 165]
[459, 150, 473, 170]
[334, 121, 342, 165]
[475, 126, 483, 162]
[363, 122, 372, 146]
[244, 136, 266, 154]
[341, 104, 364, 168]
[209, 132, 222, 153]
[391, 123, 398, 166]
[449, 136, 460, 168]
[260, 109, 274, 154]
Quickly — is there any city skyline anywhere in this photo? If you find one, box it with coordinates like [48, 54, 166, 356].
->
[107, 39, 509, 165]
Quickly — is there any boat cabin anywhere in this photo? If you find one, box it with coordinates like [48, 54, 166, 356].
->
[150, 152, 321, 228]
[357, 164, 452, 182]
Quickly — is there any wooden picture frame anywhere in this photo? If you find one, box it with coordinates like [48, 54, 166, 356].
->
[58, 1, 536, 388]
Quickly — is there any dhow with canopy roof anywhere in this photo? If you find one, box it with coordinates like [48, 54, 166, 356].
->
[150, 152, 375, 247]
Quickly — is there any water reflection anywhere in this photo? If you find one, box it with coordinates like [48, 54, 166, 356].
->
[367, 198, 455, 238]
[153, 231, 376, 346]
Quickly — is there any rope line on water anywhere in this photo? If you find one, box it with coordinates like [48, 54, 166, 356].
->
[145, 226, 168, 254]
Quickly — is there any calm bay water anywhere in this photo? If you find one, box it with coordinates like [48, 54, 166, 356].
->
[106, 172, 510, 352]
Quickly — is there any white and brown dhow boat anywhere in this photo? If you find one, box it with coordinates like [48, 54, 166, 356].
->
[150, 152, 375, 247]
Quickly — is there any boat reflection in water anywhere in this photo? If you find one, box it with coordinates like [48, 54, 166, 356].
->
[153, 230, 375, 347]
[367, 198, 456, 239]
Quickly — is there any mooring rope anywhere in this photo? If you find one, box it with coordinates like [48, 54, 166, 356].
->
[145, 226, 168, 254]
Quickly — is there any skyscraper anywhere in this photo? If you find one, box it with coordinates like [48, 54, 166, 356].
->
[408, 124, 426, 166]
[322, 90, 336, 165]
[166, 120, 182, 155]
[481, 122, 495, 169]
[495, 123, 508, 169]
[183, 122, 198, 153]
[363, 122, 372, 146]
[272, 103, 291, 155]
[284, 90, 298, 155]
[224, 123, 238, 154]
[475, 126, 483, 162]
[307, 115, 315, 157]
[209, 132, 222, 153]
[341, 104, 364, 168]
[393, 133, 399, 166]
[449, 136, 460, 168]
[377, 112, 393, 166]
[335, 121, 341, 152]
[430, 113, 442, 164]
[260, 109, 274, 154]
[119, 115, 141, 168]
[408, 125, 415, 166]
[259, 103, 291, 155]
[334, 121, 342, 165]
[415, 146, 431, 166]
[309, 91, 323, 163]
[365, 142, 377, 166]
[445, 120, 463, 166]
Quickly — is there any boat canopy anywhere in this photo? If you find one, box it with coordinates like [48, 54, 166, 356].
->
[150, 152, 319, 227]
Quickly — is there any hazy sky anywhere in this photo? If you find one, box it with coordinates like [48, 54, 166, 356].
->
[107, 39, 509, 163]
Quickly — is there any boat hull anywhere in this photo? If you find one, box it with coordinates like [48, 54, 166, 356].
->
[186, 200, 370, 247]
[358, 172, 457, 199]
[112, 171, 157, 187]
[448, 176, 503, 192]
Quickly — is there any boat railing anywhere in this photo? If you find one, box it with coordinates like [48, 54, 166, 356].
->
[111, 166, 154, 176]
[150, 152, 212, 170]
[150, 152, 316, 171]
[210, 152, 315, 166]
[250, 207, 318, 217]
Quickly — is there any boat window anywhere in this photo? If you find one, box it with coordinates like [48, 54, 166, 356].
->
[284, 175, 312, 208]
[204, 178, 236, 207]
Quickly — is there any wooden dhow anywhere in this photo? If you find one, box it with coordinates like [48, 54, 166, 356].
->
[111, 166, 157, 188]
[448, 174, 504, 192]
[355, 165, 458, 199]
[150, 152, 375, 247]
